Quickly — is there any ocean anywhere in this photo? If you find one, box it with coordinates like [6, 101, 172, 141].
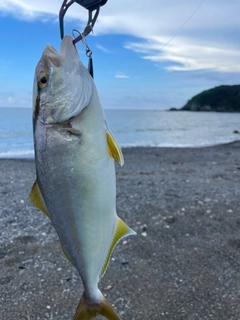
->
[0, 107, 240, 158]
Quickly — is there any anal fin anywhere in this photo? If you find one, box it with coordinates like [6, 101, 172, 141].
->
[100, 218, 136, 278]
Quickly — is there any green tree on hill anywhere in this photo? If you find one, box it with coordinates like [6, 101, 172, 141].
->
[181, 85, 240, 112]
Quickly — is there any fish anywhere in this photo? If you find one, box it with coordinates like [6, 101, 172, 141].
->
[29, 35, 136, 320]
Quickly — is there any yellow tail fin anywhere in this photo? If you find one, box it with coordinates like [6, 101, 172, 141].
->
[73, 291, 120, 320]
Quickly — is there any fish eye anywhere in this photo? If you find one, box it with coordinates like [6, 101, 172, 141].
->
[38, 72, 48, 89]
[40, 76, 47, 84]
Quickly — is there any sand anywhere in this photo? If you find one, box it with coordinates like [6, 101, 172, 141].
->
[1, 142, 240, 320]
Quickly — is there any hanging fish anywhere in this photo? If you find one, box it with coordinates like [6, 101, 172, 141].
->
[29, 35, 135, 320]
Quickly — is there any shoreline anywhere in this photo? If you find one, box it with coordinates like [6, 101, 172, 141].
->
[1, 141, 240, 319]
[1, 139, 240, 162]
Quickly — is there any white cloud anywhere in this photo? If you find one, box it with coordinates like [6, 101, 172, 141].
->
[1, 1, 240, 73]
[115, 72, 129, 79]
[0, 91, 31, 108]
[0, 0, 85, 21]
[7, 96, 13, 103]
[0, 0, 55, 17]
[125, 37, 240, 73]
[95, 43, 113, 53]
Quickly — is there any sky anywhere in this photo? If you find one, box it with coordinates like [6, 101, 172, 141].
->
[1, 0, 240, 110]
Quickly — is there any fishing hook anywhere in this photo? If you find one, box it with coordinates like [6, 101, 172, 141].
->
[72, 29, 94, 78]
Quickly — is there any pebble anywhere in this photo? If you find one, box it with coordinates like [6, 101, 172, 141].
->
[164, 216, 176, 224]
[140, 224, 147, 232]
[141, 232, 147, 237]
[2, 146, 240, 319]
[105, 285, 112, 290]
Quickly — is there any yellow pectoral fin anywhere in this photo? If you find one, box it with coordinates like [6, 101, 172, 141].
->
[100, 218, 136, 278]
[106, 130, 124, 166]
[29, 180, 50, 219]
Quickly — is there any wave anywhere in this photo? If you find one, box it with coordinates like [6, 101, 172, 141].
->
[1, 137, 240, 160]
[0, 132, 32, 138]
[1, 137, 240, 159]
[0, 149, 34, 158]
[120, 137, 240, 148]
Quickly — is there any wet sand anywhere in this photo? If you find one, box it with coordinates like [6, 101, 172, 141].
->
[1, 142, 240, 320]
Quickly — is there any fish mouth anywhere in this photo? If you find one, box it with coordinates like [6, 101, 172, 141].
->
[43, 35, 78, 69]
[44, 44, 61, 68]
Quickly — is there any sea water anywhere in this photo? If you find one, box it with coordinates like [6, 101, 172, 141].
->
[0, 107, 240, 158]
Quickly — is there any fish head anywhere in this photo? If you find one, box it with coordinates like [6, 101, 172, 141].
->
[33, 35, 93, 125]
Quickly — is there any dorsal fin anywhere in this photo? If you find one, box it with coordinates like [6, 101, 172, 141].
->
[106, 129, 124, 166]
[100, 218, 136, 278]
[29, 180, 50, 219]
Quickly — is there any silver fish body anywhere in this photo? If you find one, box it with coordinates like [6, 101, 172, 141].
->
[30, 35, 135, 320]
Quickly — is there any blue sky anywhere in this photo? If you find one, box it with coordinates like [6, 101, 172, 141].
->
[1, 0, 240, 110]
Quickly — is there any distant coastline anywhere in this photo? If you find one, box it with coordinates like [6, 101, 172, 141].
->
[169, 85, 240, 112]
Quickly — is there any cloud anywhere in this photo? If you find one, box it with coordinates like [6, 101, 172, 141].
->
[1, 0, 240, 74]
[125, 37, 240, 73]
[0, 91, 31, 108]
[7, 96, 13, 103]
[95, 43, 113, 53]
[115, 72, 129, 79]
[0, 0, 45, 20]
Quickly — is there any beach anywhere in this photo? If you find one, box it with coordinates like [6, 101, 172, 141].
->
[1, 142, 240, 320]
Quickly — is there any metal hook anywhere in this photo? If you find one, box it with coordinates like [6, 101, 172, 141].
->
[72, 30, 94, 78]
[72, 29, 92, 57]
